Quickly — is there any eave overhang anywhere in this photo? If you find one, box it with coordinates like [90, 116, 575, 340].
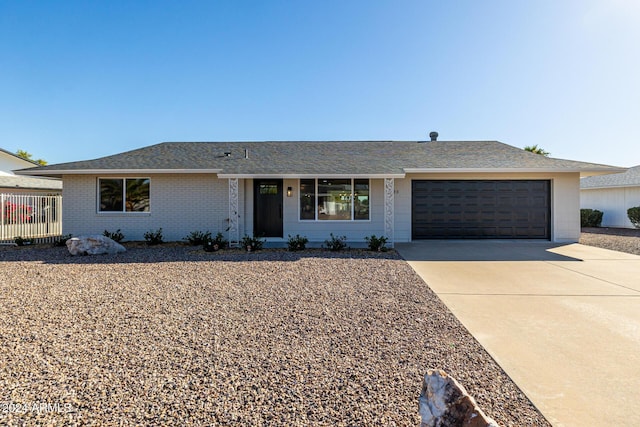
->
[15, 169, 224, 178]
[216, 173, 406, 179]
[581, 184, 640, 190]
[403, 167, 627, 177]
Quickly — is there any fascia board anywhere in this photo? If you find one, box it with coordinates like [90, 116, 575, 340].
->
[581, 184, 640, 190]
[216, 173, 406, 179]
[403, 168, 626, 177]
[15, 169, 224, 176]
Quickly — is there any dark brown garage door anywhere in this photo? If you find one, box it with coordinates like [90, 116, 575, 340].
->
[412, 180, 550, 239]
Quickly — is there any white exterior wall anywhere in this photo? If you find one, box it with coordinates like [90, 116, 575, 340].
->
[63, 172, 583, 243]
[581, 187, 640, 228]
[243, 178, 387, 242]
[553, 174, 581, 242]
[0, 152, 35, 175]
[63, 174, 231, 241]
[394, 172, 582, 243]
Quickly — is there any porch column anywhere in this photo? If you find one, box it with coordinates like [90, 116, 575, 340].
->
[384, 178, 394, 247]
[228, 178, 239, 247]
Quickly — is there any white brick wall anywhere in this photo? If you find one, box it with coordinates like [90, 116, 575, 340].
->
[62, 172, 583, 243]
[63, 174, 229, 242]
[279, 178, 386, 242]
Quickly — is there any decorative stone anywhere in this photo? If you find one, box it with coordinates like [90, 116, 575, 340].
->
[419, 369, 499, 427]
[66, 235, 126, 256]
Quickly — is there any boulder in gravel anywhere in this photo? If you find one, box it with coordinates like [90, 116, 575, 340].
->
[419, 369, 498, 427]
[66, 235, 126, 256]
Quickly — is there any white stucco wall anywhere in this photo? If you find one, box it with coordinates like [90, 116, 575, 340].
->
[394, 172, 582, 243]
[581, 187, 640, 228]
[62, 174, 232, 242]
[0, 152, 35, 175]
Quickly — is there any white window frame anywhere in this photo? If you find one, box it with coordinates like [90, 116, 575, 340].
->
[298, 178, 370, 222]
[97, 177, 151, 214]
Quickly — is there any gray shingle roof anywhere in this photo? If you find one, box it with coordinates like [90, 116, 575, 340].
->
[16, 140, 623, 177]
[0, 175, 62, 191]
[581, 165, 640, 189]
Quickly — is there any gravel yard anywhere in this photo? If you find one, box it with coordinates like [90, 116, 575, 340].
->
[580, 227, 640, 255]
[0, 245, 548, 426]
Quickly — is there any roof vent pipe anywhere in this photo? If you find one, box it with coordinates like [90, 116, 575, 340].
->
[244, 149, 249, 159]
[429, 131, 439, 141]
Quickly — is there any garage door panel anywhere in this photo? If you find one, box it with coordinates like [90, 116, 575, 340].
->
[412, 180, 550, 239]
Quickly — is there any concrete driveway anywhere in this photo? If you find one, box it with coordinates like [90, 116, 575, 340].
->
[396, 240, 640, 427]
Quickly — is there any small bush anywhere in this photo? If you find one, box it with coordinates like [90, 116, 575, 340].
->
[14, 236, 33, 246]
[103, 229, 125, 242]
[628, 206, 640, 229]
[52, 234, 72, 247]
[287, 234, 309, 251]
[365, 234, 388, 252]
[185, 230, 211, 246]
[144, 228, 164, 245]
[240, 234, 265, 251]
[580, 209, 603, 227]
[203, 232, 229, 252]
[323, 233, 347, 251]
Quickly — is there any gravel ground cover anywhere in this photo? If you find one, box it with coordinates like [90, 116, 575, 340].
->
[580, 227, 640, 255]
[0, 245, 549, 426]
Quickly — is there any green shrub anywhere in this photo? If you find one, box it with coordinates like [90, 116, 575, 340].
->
[203, 232, 229, 252]
[628, 206, 640, 229]
[365, 234, 388, 252]
[240, 234, 265, 251]
[287, 234, 309, 251]
[14, 236, 33, 246]
[144, 228, 164, 245]
[52, 234, 72, 247]
[580, 209, 603, 227]
[103, 229, 125, 242]
[323, 233, 347, 251]
[185, 230, 211, 246]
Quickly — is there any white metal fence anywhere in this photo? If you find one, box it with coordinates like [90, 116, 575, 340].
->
[1, 193, 63, 244]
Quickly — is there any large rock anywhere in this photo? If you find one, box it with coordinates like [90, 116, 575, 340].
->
[66, 235, 126, 256]
[419, 369, 499, 427]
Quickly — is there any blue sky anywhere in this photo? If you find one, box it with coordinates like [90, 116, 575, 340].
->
[1, 0, 639, 167]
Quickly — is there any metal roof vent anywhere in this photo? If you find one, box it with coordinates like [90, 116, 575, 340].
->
[429, 131, 439, 141]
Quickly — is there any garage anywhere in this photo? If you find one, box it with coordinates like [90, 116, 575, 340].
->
[412, 180, 551, 239]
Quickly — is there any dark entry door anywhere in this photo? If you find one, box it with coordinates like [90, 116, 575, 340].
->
[254, 179, 283, 237]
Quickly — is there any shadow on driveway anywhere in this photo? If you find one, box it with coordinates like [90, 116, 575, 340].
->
[396, 240, 583, 262]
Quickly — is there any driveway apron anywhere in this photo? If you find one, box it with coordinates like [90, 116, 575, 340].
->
[396, 240, 640, 427]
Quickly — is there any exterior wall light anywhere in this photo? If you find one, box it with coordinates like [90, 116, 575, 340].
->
[287, 187, 293, 197]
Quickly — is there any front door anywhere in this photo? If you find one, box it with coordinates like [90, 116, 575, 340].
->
[254, 179, 283, 237]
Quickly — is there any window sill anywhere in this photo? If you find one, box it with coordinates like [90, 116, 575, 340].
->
[97, 212, 151, 216]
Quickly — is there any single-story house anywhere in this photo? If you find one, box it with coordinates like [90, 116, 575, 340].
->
[0, 147, 62, 195]
[580, 165, 640, 228]
[16, 136, 623, 245]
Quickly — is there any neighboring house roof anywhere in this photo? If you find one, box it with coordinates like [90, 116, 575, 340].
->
[0, 175, 62, 191]
[0, 147, 38, 164]
[0, 147, 40, 173]
[580, 165, 640, 189]
[15, 140, 624, 178]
